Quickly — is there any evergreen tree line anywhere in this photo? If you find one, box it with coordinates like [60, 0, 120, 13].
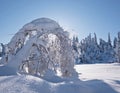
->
[1, 32, 120, 64]
[72, 32, 120, 64]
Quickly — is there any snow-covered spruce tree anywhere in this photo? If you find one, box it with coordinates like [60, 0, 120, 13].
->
[99, 37, 116, 63]
[108, 33, 112, 47]
[79, 33, 100, 63]
[114, 32, 120, 63]
[0, 43, 5, 57]
[113, 37, 117, 48]
[79, 33, 116, 64]
[0, 44, 2, 57]
[72, 36, 81, 64]
[0, 18, 76, 77]
[72, 36, 78, 52]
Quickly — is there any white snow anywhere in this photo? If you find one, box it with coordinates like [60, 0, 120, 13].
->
[0, 18, 120, 93]
[76, 63, 120, 93]
[0, 63, 120, 93]
[0, 18, 75, 77]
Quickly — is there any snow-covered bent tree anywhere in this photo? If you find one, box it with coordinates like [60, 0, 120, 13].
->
[0, 18, 76, 77]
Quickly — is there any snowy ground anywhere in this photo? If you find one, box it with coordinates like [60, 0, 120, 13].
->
[0, 63, 120, 93]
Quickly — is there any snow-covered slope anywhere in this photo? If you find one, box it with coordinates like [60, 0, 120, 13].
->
[0, 63, 120, 93]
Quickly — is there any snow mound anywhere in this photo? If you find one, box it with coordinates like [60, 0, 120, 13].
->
[0, 18, 75, 78]
[0, 75, 94, 93]
[22, 18, 60, 32]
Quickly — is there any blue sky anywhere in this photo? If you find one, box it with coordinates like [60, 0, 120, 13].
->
[0, 0, 120, 44]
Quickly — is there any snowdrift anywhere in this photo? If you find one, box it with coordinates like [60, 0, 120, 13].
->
[0, 18, 75, 77]
[0, 63, 120, 93]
